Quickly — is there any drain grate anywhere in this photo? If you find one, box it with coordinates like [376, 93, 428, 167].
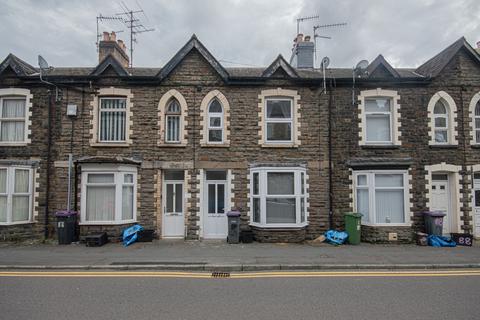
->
[211, 271, 231, 278]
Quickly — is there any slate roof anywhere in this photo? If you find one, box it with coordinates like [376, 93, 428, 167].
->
[0, 53, 37, 76]
[367, 54, 400, 78]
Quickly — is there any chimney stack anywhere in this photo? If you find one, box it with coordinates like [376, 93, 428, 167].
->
[98, 31, 130, 68]
[290, 33, 314, 69]
[476, 41, 480, 54]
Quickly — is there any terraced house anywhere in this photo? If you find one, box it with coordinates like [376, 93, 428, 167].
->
[1, 32, 480, 243]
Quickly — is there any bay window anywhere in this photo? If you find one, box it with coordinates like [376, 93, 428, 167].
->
[250, 167, 307, 227]
[81, 165, 136, 224]
[353, 170, 409, 226]
[265, 98, 293, 143]
[98, 97, 127, 142]
[0, 166, 33, 225]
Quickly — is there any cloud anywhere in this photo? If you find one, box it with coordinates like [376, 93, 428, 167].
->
[0, 0, 479, 69]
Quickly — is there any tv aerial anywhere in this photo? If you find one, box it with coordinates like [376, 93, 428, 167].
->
[313, 22, 347, 68]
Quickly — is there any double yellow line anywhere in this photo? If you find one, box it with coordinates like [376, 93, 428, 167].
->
[1, 270, 480, 279]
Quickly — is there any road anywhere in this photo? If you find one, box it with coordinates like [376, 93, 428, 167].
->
[0, 270, 479, 320]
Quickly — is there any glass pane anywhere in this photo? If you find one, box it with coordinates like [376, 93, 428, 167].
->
[2, 99, 25, 117]
[476, 103, 480, 116]
[209, 117, 221, 127]
[253, 198, 260, 223]
[300, 198, 305, 222]
[208, 184, 216, 213]
[87, 174, 114, 183]
[100, 98, 126, 109]
[175, 183, 183, 213]
[266, 100, 292, 118]
[475, 118, 480, 129]
[357, 175, 367, 186]
[365, 98, 391, 112]
[217, 184, 225, 214]
[166, 116, 180, 142]
[253, 172, 259, 195]
[208, 129, 222, 142]
[435, 117, 447, 128]
[301, 173, 305, 195]
[476, 130, 480, 143]
[166, 184, 174, 212]
[266, 198, 296, 223]
[268, 172, 294, 195]
[208, 99, 222, 113]
[124, 174, 133, 183]
[206, 171, 227, 180]
[357, 189, 369, 223]
[14, 169, 29, 193]
[167, 99, 180, 113]
[0, 196, 7, 222]
[432, 174, 448, 181]
[375, 190, 404, 223]
[266, 123, 291, 141]
[0, 121, 25, 141]
[0, 169, 6, 193]
[475, 190, 480, 207]
[375, 174, 403, 187]
[433, 100, 447, 114]
[12, 195, 29, 222]
[165, 170, 184, 181]
[122, 186, 134, 220]
[435, 130, 448, 143]
[366, 114, 390, 142]
[86, 186, 115, 221]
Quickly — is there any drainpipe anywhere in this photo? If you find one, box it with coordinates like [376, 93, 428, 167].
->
[328, 79, 334, 230]
[44, 89, 54, 240]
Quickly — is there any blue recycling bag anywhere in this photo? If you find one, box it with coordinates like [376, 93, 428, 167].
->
[427, 235, 456, 247]
[325, 230, 349, 245]
[122, 224, 144, 247]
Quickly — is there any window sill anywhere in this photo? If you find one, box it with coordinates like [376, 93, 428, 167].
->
[361, 223, 412, 227]
[79, 220, 136, 226]
[0, 221, 35, 226]
[261, 143, 299, 148]
[249, 222, 308, 229]
[360, 144, 400, 150]
[90, 142, 131, 148]
[470, 144, 480, 149]
[158, 143, 187, 147]
[0, 142, 29, 147]
[200, 143, 230, 148]
[428, 144, 458, 149]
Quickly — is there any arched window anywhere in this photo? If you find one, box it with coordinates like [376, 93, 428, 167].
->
[433, 99, 449, 143]
[475, 102, 480, 143]
[165, 98, 181, 143]
[207, 99, 223, 143]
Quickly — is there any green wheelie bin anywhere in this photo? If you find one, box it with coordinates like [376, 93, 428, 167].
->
[344, 212, 362, 245]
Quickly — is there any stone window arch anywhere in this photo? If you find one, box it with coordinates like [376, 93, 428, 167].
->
[427, 91, 457, 145]
[158, 89, 188, 146]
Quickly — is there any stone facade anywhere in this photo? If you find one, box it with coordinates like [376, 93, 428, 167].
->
[1, 35, 480, 243]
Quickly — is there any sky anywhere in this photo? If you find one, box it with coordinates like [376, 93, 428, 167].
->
[0, 0, 479, 69]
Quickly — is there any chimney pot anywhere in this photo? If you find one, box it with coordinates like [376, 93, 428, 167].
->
[304, 35, 311, 42]
[296, 33, 304, 43]
[477, 41, 480, 49]
[110, 31, 116, 41]
[98, 32, 129, 68]
[103, 32, 109, 41]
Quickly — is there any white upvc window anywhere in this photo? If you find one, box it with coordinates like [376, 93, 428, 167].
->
[98, 97, 127, 142]
[265, 98, 293, 143]
[207, 99, 223, 143]
[0, 96, 27, 143]
[80, 165, 136, 224]
[433, 99, 449, 144]
[250, 167, 307, 228]
[353, 170, 409, 226]
[165, 98, 181, 143]
[364, 97, 392, 144]
[474, 102, 480, 144]
[0, 166, 33, 225]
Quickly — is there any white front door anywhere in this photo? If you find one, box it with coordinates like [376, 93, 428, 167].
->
[162, 171, 185, 238]
[203, 171, 228, 239]
[431, 174, 451, 234]
[473, 179, 480, 238]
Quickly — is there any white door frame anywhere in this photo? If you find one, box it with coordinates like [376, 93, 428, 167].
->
[199, 169, 231, 239]
[162, 173, 185, 239]
[473, 177, 480, 238]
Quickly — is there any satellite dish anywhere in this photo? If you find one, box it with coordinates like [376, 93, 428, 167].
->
[38, 55, 49, 71]
[354, 59, 369, 72]
[320, 56, 330, 69]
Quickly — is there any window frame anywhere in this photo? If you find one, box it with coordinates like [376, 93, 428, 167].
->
[165, 98, 181, 144]
[474, 102, 480, 144]
[264, 97, 294, 144]
[249, 167, 307, 228]
[0, 96, 28, 144]
[0, 166, 33, 225]
[363, 97, 393, 145]
[433, 100, 449, 145]
[353, 170, 410, 227]
[207, 98, 224, 144]
[97, 96, 128, 143]
[80, 165, 137, 225]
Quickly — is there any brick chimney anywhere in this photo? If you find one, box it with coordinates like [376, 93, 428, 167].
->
[290, 33, 314, 69]
[98, 31, 130, 68]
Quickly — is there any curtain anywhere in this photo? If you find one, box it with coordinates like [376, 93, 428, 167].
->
[0, 196, 6, 222]
[12, 196, 29, 221]
[266, 198, 296, 223]
[365, 98, 391, 112]
[2, 99, 25, 117]
[1, 99, 26, 142]
[86, 186, 115, 221]
[266, 123, 291, 141]
[0, 169, 6, 193]
[267, 172, 294, 195]
[122, 185, 134, 220]
[14, 169, 29, 193]
[266, 100, 291, 118]
[1, 122, 25, 142]
[167, 116, 180, 142]
[375, 174, 403, 187]
[375, 190, 404, 223]
[357, 189, 369, 223]
[366, 115, 390, 142]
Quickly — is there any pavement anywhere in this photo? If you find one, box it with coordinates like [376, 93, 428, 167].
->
[0, 239, 479, 271]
